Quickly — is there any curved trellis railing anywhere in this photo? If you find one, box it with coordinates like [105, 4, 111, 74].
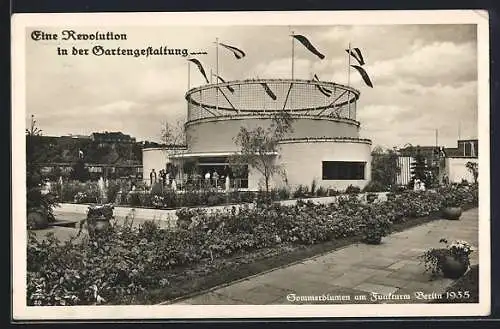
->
[185, 79, 360, 122]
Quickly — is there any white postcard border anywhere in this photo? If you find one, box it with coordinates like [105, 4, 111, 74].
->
[11, 10, 491, 320]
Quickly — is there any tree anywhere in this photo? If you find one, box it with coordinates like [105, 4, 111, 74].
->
[232, 111, 294, 195]
[160, 119, 186, 146]
[410, 146, 431, 188]
[160, 119, 188, 187]
[26, 115, 58, 224]
[466, 161, 478, 184]
[70, 158, 90, 182]
[370, 146, 400, 190]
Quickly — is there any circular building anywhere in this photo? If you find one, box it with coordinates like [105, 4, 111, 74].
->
[144, 78, 372, 191]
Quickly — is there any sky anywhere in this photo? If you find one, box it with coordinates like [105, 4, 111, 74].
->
[25, 24, 478, 149]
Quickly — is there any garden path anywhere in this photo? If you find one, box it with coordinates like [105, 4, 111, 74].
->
[168, 208, 479, 305]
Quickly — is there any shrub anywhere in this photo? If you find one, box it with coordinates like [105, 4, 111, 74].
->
[345, 185, 361, 194]
[363, 180, 385, 193]
[310, 180, 318, 196]
[327, 189, 341, 197]
[366, 192, 378, 204]
[275, 186, 291, 200]
[293, 185, 309, 198]
[316, 186, 328, 197]
[127, 191, 142, 207]
[106, 181, 122, 204]
[207, 194, 220, 206]
[150, 183, 163, 197]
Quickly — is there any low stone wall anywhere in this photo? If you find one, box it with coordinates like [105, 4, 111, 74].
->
[56, 192, 390, 226]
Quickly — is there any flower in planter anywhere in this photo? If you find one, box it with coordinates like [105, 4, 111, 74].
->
[441, 188, 463, 208]
[419, 238, 474, 279]
[76, 204, 115, 240]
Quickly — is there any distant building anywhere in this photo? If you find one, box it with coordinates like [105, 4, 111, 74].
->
[444, 139, 478, 158]
[91, 131, 137, 144]
[443, 139, 478, 183]
[396, 139, 478, 186]
[60, 134, 91, 140]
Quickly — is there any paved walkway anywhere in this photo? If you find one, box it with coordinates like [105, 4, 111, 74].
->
[171, 208, 479, 305]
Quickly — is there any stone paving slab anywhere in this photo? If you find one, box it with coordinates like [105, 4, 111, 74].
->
[175, 208, 479, 305]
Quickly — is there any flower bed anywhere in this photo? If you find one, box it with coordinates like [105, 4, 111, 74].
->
[27, 185, 478, 306]
[53, 179, 347, 209]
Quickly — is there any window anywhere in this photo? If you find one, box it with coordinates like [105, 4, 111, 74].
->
[463, 142, 471, 157]
[322, 161, 366, 180]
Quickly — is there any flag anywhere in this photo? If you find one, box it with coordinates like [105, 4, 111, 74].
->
[292, 34, 325, 60]
[351, 65, 373, 88]
[213, 74, 235, 93]
[219, 42, 246, 59]
[345, 47, 365, 66]
[313, 74, 332, 97]
[260, 82, 277, 100]
[188, 58, 209, 84]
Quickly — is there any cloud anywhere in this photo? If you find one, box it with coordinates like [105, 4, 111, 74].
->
[24, 24, 478, 146]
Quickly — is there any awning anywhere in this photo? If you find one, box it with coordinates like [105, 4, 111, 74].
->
[169, 151, 278, 159]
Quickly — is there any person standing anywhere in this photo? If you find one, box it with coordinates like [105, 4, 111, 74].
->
[150, 169, 157, 186]
[204, 171, 211, 188]
[212, 170, 219, 188]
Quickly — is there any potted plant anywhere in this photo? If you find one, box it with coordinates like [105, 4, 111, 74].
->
[78, 204, 114, 239]
[441, 187, 463, 220]
[361, 214, 392, 245]
[420, 238, 474, 279]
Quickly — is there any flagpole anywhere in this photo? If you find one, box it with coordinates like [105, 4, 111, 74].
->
[210, 69, 213, 84]
[187, 58, 191, 90]
[291, 30, 295, 112]
[216, 37, 219, 112]
[347, 42, 351, 119]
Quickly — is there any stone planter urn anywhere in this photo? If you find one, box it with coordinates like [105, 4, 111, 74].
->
[442, 207, 463, 220]
[441, 255, 468, 279]
[86, 204, 113, 238]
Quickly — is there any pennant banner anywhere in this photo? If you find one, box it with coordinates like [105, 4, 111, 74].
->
[292, 34, 325, 60]
[219, 42, 246, 59]
[351, 65, 374, 88]
[188, 58, 209, 84]
[213, 74, 235, 93]
[260, 82, 277, 100]
[313, 74, 332, 97]
[345, 47, 365, 66]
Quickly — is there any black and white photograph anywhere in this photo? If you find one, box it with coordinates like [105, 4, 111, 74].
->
[11, 10, 490, 320]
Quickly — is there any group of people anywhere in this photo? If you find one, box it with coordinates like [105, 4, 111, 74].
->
[149, 168, 175, 188]
[204, 170, 230, 190]
[149, 168, 232, 191]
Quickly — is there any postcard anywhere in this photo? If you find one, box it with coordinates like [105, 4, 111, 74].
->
[11, 10, 490, 320]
